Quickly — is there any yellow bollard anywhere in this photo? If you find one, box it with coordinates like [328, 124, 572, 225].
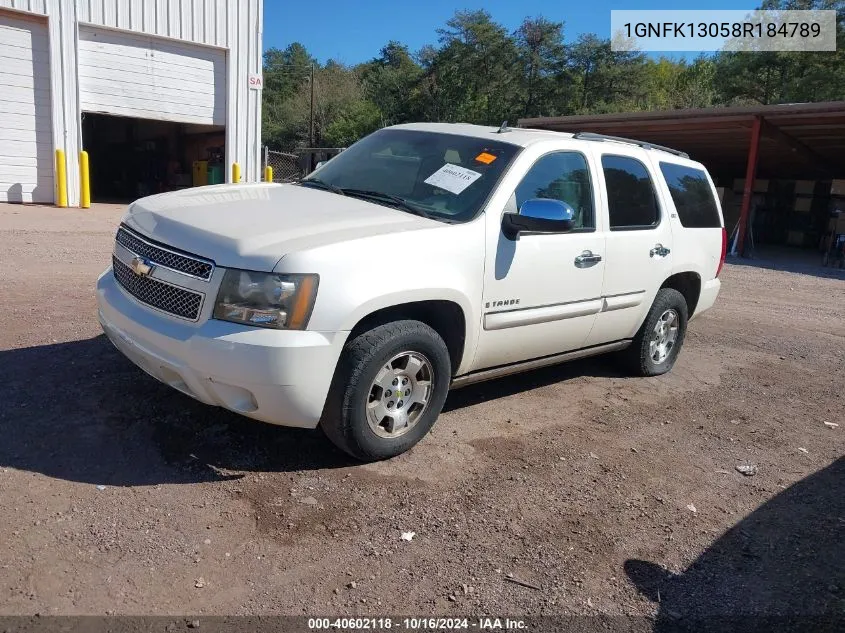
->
[232, 162, 241, 183]
[264, 165, 273, 183]
[79, 151, 91, 208]
[55, 149, 68, 208]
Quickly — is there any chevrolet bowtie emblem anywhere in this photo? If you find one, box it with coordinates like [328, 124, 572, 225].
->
[130, 256, 154, 277]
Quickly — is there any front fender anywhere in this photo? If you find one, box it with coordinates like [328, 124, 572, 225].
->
[275, 221, 486, 376]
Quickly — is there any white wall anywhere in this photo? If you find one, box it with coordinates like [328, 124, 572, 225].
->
[0, 0, 234, 46]
[0, 11, 54, 202]
[76, 0, 231, 48]
[225, 0, 263, 185]
[0, 0, 263, 206]
[0, 1, 48, 16]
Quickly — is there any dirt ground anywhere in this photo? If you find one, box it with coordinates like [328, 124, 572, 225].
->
[0, 203, 842, 623]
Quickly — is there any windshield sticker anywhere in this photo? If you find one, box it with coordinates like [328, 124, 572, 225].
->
[424, 163, 482, 195]
[475, 152, 497, 164]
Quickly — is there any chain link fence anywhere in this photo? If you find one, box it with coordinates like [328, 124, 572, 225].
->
[264, 149, 303, 183]
[263, 147, 346, 183]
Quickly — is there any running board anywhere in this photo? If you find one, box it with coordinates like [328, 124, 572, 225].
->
[450, 340, 631, 389]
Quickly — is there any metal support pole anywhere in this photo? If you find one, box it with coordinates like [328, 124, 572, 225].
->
[309, 63, 315, 148]
[735, 115, 762, 257]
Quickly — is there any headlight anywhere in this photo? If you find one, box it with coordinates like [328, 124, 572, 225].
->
[213, 270, 318, 329]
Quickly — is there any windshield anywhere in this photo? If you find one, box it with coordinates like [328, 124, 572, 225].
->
[300, 128, 521, 223]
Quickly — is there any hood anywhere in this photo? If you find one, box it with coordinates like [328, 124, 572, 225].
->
[123, 183, 440, 270]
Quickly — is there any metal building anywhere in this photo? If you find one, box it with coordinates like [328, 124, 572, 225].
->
[0, 0, 263, 207]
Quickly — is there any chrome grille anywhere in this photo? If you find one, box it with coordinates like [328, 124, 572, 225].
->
[112, 256, 203, 320]
[116, 226, 214, 281]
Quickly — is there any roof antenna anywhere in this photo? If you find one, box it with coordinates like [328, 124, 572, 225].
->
[497, 120, 509, 134]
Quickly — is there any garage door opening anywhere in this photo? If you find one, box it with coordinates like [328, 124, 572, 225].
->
[81, 113, 225, 202]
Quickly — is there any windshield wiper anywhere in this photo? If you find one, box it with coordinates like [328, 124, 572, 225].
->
[340, 189, 435, 220]
[297, 177, 345, 196]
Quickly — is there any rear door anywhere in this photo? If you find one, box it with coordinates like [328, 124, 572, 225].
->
[586, 149, 673, 346]
[653, 159, 725, 284]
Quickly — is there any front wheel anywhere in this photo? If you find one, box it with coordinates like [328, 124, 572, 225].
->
[320, 320, 452, 461]
[621, 288, 689, 377]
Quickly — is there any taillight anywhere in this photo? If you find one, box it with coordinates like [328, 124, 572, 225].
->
[716, 228, 727, 277]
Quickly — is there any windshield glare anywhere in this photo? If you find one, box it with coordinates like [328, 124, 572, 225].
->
[302, 128, 520, 223]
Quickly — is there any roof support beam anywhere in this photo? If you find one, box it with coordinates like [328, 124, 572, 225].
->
[734, 116, 762, 257]
[759, 118, 833, 176]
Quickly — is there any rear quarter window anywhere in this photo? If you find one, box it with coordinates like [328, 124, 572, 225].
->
[659, 162, 722, 228]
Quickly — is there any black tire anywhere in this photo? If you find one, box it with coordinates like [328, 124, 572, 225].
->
[320, 320, 451, 461]
[621, 288, 689, 377]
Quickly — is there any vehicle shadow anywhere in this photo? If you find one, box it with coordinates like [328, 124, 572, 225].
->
[443, 355, 624, 412]
[625, 457, 845, 632]
[727, 250, 845, 280]
[0, 335, 627, 486]
[0, 335, 356, 486]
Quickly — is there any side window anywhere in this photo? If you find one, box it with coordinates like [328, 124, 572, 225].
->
[515, 152, 594, 230]
[601, 155, 660, 230]
[659, 162, 722, 228]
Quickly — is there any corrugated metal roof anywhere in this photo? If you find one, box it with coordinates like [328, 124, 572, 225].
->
[519, 101, 845, 179]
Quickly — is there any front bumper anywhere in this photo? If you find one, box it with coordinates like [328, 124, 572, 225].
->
[96, 268, 348, 428]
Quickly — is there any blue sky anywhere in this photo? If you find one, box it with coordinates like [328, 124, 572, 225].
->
[263, 0, 749, 63]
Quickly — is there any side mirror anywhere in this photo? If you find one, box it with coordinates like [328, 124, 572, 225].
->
[502, 198, 575, 239]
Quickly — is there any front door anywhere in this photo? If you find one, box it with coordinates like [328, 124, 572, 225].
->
[473, 150, 606, 371]
[585, 150, 674, 346]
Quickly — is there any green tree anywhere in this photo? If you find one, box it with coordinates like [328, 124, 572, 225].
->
[360, 41, 424, 126]
[428, 10, 521, 123]
[514, 17, 568, 117]
[262, 43, 316, 148]
[284, 61, 380, 147]
[714, 0, 845, 104]
[566, 34, 648, 113]
[674, 57, 717, 109]
[263, 42, 313, 97]
[324, 99, 382, 146]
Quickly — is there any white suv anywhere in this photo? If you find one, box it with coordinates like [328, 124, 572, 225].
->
[97, 123, 726, 460]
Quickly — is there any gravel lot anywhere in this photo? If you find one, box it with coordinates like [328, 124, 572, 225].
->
[0, 203, 842, 623]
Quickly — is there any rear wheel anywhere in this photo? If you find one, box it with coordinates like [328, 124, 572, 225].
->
[320, 320, 451, 461]
[621, 288, 688, 377]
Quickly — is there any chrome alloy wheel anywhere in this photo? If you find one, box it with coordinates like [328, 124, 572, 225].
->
[366, 351, 434, 438]
[649, 308, 679, 364]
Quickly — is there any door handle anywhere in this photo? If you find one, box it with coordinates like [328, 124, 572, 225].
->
[574, 250, 602, 266]
[650, 244, 671, 258]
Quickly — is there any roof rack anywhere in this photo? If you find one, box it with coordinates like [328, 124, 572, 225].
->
[572, 132, 689, 158]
